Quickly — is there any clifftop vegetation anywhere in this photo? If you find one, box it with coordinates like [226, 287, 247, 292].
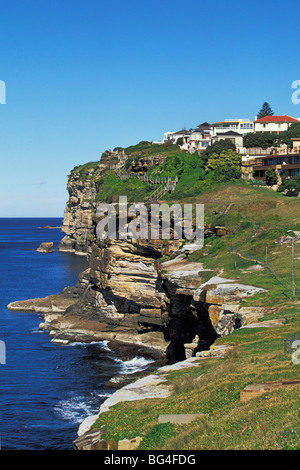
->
[244, 122, 300, 149]
[69, 140, 242, 203]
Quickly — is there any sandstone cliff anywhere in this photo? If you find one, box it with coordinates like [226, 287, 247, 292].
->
[8, 235, 267, 363]
[58, 165, 100, 255]
[7, 155, 269, 363]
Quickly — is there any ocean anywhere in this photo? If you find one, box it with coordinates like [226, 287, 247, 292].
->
[0, 218, 154, 450]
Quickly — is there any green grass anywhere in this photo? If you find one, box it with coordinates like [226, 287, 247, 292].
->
[94, 171, 155, 203]
[186, 182, 300, 306]
[68, 161, 101, 181]
[92, 322, 300, 449]
[124, 140, 184, 159]
[139, 423, 176, 450]
[92, 314, 300, 449]
[69, 146, 300, 450]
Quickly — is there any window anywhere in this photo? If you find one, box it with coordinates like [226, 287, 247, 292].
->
[240, 123, 253, 129]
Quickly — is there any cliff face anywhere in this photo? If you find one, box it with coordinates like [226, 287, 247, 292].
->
[37, 232, 266, 363]
[58, 163, 105, 255]
[8, 159, 268, 364]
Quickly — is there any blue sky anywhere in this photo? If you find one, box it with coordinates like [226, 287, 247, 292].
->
[1, 0, 300, 216]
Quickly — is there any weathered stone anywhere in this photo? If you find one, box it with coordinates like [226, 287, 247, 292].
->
[240, 380, 300, 403]
[158, 414, 208, 425]
[195, 344, 232, 358]
[58, 236, 75, 252]
[204, 283, 266, 305]
[7, 288, 78, 313]
[118, 436, 143, 450]
[240, 318, 285, 329]
[208, 305, 223, 330]
[37, 242, 53, 253]
[73, 428, 106, 450]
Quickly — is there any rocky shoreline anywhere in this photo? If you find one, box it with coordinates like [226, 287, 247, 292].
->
[6, 160, 277, 450]
[7, 242, 273, 449]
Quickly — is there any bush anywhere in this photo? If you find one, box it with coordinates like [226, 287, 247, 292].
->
[207, 166, 241, 182]
[201, 139, 236, 164]
[277, 174, 300, 193]
[205, 149, 241, 173]
[265, 169, 278, 186]
[124, 156, 134, 170]
[249, 178, 266, 186]
[244, 132, 279, 149]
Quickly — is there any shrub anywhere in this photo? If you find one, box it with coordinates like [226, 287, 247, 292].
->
[249, 178, 266, 186]
[208, 166, 241, 182]
[265, 169, 278, 186]
[205, 149, 241, 172]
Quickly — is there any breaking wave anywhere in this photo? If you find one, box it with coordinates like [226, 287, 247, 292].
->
[54, 391, 111, 424]
[115, 355, 155, 374]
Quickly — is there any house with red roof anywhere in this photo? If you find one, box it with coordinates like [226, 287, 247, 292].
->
[254, 115, 299, 134]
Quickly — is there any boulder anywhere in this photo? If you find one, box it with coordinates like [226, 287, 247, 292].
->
[37, 242, 53, 253]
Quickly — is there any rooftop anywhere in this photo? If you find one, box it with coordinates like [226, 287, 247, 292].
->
[213, 119, 253, 126]
[254, 115, 299, 123]
[216, 131, 243, 136]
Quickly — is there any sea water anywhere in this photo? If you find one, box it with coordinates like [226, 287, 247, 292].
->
[0, 218, 153, 450]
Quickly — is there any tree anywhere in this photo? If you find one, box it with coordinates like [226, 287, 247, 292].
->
[205, 149, 241, 172]
[278, 123, 300, 148]
[244, 132, 280, 149]
[284, 174, 300, 191]
[257, 102, 274, 119]
[265, 168, 278, 186]
[201, 139, 236, 165]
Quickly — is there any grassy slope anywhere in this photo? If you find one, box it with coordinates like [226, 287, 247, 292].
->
[69, 145, 300, 449]
[92, 181, 300, 450]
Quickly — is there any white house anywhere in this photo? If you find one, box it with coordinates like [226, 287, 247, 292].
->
[186, 122, 212, 152]
[212, 119, 254, 136]
[211, 130, 244, 149]
[254, 115, 300, 134]
[163, 129, 191, 143]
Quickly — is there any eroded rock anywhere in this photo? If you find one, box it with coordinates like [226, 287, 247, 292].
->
[37, 242, 53, 253]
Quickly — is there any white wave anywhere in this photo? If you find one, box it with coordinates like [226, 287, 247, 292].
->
[66, 340, 111, 351]
[91, 340, 111, 351]
[54, 395, 98, 424]
[118, 356, 155, 374]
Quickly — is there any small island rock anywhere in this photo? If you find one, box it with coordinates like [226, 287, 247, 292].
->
[37, 242, 54, 253]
